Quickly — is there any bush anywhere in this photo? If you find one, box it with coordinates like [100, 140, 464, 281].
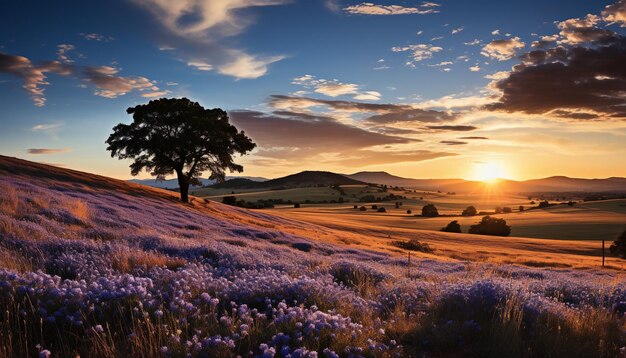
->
[377, 207, 386, 213]
[353, 204, 358, 209]
[567, 201, 575, 206]
[371, 204, 378, 210]
[294, 203, 300, 208]
[538, 200, 550, 208]
[469, 216, 511, 236]
[502, 207, 512, 213]
[441, 220, 462, 233]
[518, 205, 524, 212]
[422, 204, 439, 217]
[406, 209, 412, 215]
[222, 196, 237, 205]
[462, 206, 477, 216]
[610, 228, 626, 259]
[359, 206, 367, 211]
[494, 206, 502, 214]
[391, 239, 433, 253]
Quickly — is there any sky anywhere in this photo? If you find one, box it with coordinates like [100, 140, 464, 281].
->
[1, 0, 626, 181]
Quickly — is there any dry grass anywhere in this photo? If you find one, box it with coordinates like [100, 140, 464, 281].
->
[111, 249, 187, 273]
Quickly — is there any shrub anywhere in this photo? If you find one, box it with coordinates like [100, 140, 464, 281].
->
[462, 206, 477, 216]
[495, 206, 503, 214]
[422, 204, 439, 217]
[294, 203, 300, 208]
[222, 196, 237, 205]
[469, 216, 511, 236]
[609, 228, 626, 259]
[502, 207, 512, 213]
[441, 220, 462, 233]
[359, 206, 367, 211]
[519, 205, 524, 212]
[567, 201, 575, 206]
[371, 204, 378, 210]
[377, 207, 386, 213]
[353, 205, 358, 209]
[406, 209, 412, 215]
[391, 239, 433, 253]
[538, 200, 550, 208]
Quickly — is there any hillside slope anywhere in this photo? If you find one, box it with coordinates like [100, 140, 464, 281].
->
[209, 170, 366, 189]
[0, 156, 625, 357]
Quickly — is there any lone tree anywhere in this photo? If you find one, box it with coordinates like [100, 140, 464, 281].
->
[422, 204, 439, 217]
[609, 228, 626, 259]
[469, 216, 511, 236]
[441, 220, 462, 233]
[106, 98, 256, 203]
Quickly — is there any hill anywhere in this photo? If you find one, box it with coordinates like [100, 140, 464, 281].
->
[209, 170, 366, 189]
[129, 175, 267, 189]
[349, 171, 626, 193]
[1, 155, 624, 356]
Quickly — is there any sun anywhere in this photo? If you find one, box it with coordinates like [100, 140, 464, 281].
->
[473, 162, 506, 183]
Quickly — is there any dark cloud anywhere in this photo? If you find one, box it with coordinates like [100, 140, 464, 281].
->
[440, 140, 467, 145]
[268, 95, 458, 124]
[485, 34, 626, 120]
[27, 148, 71, 155]
[229, 110, 415, 150]
[427, 125, 477, 131]
[459, 136, 488, 140]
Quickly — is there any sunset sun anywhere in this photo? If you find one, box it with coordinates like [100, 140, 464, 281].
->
[473, 162, 506, 183]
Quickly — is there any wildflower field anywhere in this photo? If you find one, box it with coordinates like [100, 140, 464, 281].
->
[0, 157, 625, 357]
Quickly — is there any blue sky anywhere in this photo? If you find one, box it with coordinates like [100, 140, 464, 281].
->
[1, 0, 625, 180]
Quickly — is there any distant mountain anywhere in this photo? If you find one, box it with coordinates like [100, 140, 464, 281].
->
[128, 176, 267, 189]
[210, 171, 366, 189]
[347, 171, 626, 193]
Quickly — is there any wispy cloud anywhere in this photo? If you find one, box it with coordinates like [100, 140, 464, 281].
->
[343, 2, 439, 15]
[292, 75, 381, 100]
[129, 0, 289, 80]
[80, 33, 114, 42]
[27, 148, 71, 155]
[392, 44, 443, 66]
[82, 66, 168, 98]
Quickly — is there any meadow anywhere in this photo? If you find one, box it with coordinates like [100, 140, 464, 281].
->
[0, 157, 625, 357]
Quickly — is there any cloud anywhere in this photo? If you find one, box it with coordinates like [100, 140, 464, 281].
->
[464, 39, 481, 46]
[56, 44, 75, 64]
[485, 33, 626, 120]
[451, 27, 464, 34]
[230, 110, 414, 150]
[83, 66, 168, 98]
[268, 95, 457, 124]
[469, 65, 480, 72]
[440, 140, 467, 145]
[292, 75, 381, 100]
[333, 149, 456, 166]
[217, 52, 284, 79]
[603, 0, 626, 26]
[80, 33, 114, 42]
[325, 0, 341, 12]
[343, 2, 439, 15]
[481, 37, 525, 60]
[491, 29, 500, 35]
[31, 122, 64, 136]
[0, 53, 73, 106]
[392, 44, 443, 65]
[427, 125, 477, 131]
[129, 0, 288, 79]
[557, 14, 616, 44]
[187, 60, 214, 71]
[27, 148, 71, 155]
[459, 136, 488, 140]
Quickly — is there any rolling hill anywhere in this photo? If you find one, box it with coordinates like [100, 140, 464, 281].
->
[347, 171, 626, 193]
[128, 175, 267, 189]
[208, 170, 366, 189]
[1, 155, 625, 356]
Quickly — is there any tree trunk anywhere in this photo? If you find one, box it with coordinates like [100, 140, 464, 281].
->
[176, 171, 190, 203]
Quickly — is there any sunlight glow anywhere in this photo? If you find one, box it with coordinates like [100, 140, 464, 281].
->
[473, 162, 506, 183]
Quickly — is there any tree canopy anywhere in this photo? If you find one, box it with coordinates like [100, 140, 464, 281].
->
[468, 216, 511, 237]
[610, 228, 626, 259]
[106, 98, 256, 203]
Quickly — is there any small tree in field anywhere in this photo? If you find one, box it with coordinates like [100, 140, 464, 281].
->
[469, 216, 511, 236]
[106, 98, 256, 203]
[610, 228, 626, 259]
[441, 220, 462, 233]
[422, 204, 439, 217]
[462, 205, 477, 216]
